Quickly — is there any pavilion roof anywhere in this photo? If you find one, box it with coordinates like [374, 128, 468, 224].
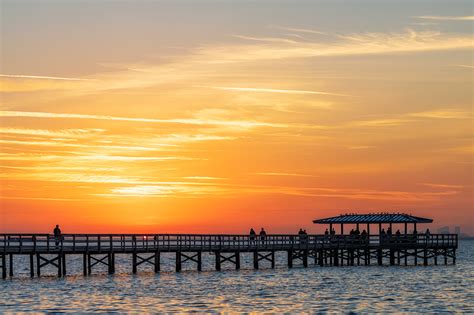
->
[313, 213, 433, 224]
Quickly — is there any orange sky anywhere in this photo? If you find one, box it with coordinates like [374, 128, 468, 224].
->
[1, 1, 473, 234]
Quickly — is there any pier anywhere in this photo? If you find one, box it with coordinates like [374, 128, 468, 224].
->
[0, 214, 458, 278]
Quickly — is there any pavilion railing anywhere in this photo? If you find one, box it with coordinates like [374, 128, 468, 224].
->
[0, 233, 458, 253]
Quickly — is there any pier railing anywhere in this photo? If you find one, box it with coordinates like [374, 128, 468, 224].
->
[0, 233, 458, 254]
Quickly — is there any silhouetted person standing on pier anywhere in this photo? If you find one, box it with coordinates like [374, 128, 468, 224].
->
[259, 228, 267, 244]
[53, 224, 62, 247]
[249, 228, 256, 244]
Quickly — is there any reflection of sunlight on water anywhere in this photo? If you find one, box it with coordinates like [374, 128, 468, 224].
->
[1, 241, 473, 312]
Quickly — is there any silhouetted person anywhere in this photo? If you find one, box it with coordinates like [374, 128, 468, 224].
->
[331, 228, 336, 236]
[387, 227, 392, 236]
[425, 228, 431, 241]
[53, 224, 62, 247]
[395, 229, 401, 243]
[380, 228, 386, 243]
[259, 228, 267, 244]
[324, 228, 329, 236]
[249, 228, 256, 244]
[361, 229, 367, 236]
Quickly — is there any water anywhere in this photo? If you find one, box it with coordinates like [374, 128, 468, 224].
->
[1, 241, 473, 312]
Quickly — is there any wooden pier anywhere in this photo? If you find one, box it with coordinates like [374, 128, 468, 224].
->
[0, 232, 457, 278]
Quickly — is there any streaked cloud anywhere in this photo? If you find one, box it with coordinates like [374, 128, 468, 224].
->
[234, 35, 298, 44]
[418, 183, 464, 189]
[414, 15, 474, 21]
[408, 109, 471, 119]
[209, 86, 350, 97]
[270, 25, 327, 35]
[0, 74, 94, 81]
[0, 111, 285, 129]
[255, 172, 317, 177]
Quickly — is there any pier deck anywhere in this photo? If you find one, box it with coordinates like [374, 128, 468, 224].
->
[0, 233, 457, 278]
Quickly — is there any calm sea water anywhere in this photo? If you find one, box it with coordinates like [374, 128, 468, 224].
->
[1, 241, 473, 312]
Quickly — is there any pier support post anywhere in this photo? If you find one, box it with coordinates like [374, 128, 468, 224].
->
[155, 251, 160, 273]
[108, 253, 115, 274]
[253, 251, 259, 269]
[57, 254, 63, 277]
[235, 252, 240, 270]
[1, 254, 6, 279]
[318, 250, 324, 267]
[88, 254, 92, 275]
[287, 250, 293, 268]
[132, 253, 137, 274]
[197, 251, 202, 271]
[9, 254, 13, 277]
[175, 252, 182, 272]
[61, 253, 66, 276]
[377, 249, 382, 266]
[302, 250, 308, 268]
[453, 249, 456, 265]
[30, 254, 34, 278]
[444, 249, 448, 265]
[389, 249, 395, 266]
[36, 254, 41, 277]
[423, 249, 428, 266]
[414, 249, 418, 265]
[334, 249, 339, 266]
[83, 254, 87, 276]
[271, 251, 275, 269]
[215, 252, 221, 271]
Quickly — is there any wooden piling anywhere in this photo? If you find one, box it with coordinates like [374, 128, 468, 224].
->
[215, 252, 221, 271]
[30, 254, 34, 278]
[235, 252, 240, 270]
[253, 251, 259, 269]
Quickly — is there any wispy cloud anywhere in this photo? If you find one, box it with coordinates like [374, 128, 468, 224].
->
[255, 172, 317, 177]
[414, 15, 474, 21]
[0, 127, 104, 138]
[0, 111, 285, 129]
[200, 30, 473, 63]
[418, 183, 464, 189]
[0, 74, 95, 81]
[234, 35, 298, 44]
[209, 86, 350, 97]
[408, 109, 471, 119]
[270, 25, 327, 35]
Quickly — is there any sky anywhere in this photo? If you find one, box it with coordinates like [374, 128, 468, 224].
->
[0, 0, 473, 234]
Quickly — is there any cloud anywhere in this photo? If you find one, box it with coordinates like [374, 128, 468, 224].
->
[0, 74, 94, 81]
[234, 35, 298, 44]
[408, 109, 471, 119]
[209, 86, 350, 97]
[418, 183, 464, 189]
[269, 25, 327, 35]
[0, 127, 104, 138]
[199, 30, 473, 64]
[0, 111, 285, 129]
[414, 15, 474, 21]
[255, 172, 317, 177]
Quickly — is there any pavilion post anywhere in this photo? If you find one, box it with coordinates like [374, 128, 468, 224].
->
[340, 224, 344, 235]
[404, 223, 407, 235]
